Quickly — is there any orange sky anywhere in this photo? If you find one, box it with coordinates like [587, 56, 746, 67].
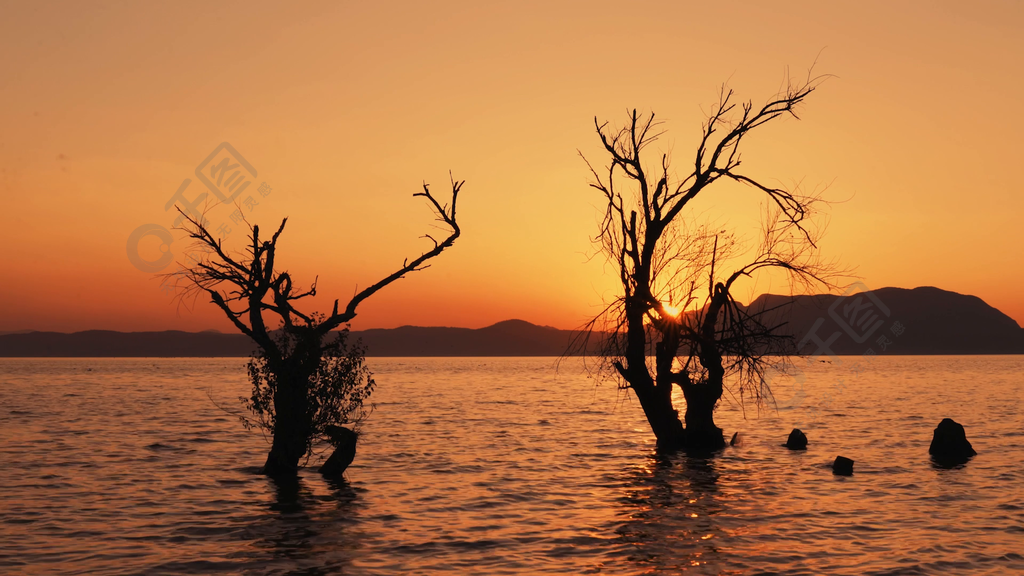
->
[1, 1, 1022, 333]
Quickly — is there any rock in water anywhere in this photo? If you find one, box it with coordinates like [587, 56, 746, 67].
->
[832, 456, 854, 476]
[928, 418, 977, 465]
[320, 425, 358, 478]
[785, 428, 808, 450]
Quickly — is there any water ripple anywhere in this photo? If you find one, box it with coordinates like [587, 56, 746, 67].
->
[0, 356, 1022, 574]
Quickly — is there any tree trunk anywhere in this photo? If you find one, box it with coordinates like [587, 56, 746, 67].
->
[681, 379, 725, 453]
[263, 425, 307, 476]
[319, 426, 358, 478]
[620, 297, 686, 450]
[679, 283, 727, 454]
[262, 372, 311, 476]
[632, 382, 686, 450]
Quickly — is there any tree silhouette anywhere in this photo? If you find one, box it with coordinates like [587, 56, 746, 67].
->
[172, 176, 463, 476]
[575, 72, 839, 452]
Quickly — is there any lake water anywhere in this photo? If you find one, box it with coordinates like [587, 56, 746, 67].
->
[1, 356, 1022, 575]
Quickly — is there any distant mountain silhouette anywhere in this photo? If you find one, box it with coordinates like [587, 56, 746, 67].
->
[0, 288, 1020, 357]
[751, 286, 1024, 355]
[353, 319, 571, 356]
[0, 330, 257, 357]
[0, 320, 577, 357]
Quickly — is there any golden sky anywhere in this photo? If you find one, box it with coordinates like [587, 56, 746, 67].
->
[1, 1, 1022, 332]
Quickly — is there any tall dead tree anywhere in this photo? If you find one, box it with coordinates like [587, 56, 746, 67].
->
[173, 176, 463, 476]
[577, 73, 838, 453]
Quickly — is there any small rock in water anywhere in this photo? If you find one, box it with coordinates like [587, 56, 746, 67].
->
[928, 418, 977, 466]
[832, 456, 854, 476]
[785, 428, 808, 450]
[730, 432, 741, 447]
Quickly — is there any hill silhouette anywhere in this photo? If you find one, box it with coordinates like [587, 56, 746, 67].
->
[353, 319, 571, 356]
[0, 330, 256, 357]
[0, 320, 577, 357]
[750, 286, 1024, 355]
[0, 287, 1021, 357]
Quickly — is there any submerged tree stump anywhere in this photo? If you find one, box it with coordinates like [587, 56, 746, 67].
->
[319, 425, 358, 478]
[785, 429, 808, 450]
[929, 418, 976, 466]
[730, 432, 742, 447]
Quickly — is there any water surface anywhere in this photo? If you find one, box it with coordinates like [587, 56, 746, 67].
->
[1, 356, 1022, 574]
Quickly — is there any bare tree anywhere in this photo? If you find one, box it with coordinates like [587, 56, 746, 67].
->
[172, 176, 464, 476]
[575, 72, 840, 452]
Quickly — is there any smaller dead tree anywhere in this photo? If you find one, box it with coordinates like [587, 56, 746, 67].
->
[575, 71, 840, 453]
[173, 176, 463, 476]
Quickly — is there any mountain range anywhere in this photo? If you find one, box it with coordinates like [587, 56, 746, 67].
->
[0, 287, 1021, 357]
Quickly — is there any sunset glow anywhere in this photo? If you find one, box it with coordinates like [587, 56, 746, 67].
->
[2, 4, 1022, 574]
[1, 1, 1021, 334]
[662, 304, 682, 317]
